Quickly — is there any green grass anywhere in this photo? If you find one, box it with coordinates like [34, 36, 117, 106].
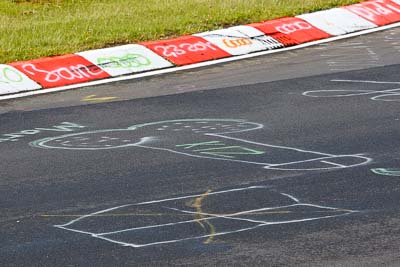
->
[0, 0, 364, 63]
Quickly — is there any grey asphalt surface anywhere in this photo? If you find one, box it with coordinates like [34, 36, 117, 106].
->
[1, 28, 400, 266]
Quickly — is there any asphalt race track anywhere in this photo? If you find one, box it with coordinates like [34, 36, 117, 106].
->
[1, 28, 400, 266]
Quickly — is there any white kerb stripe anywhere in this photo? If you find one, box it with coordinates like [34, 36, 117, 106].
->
[297, 8, 377, 36]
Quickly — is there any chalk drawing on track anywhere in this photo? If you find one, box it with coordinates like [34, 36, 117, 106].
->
[0, 122, 86, 144]
[30, 119, 371, 171]
[303, 79, 400, 102]
[371, 168, 400, 176]
[52, 186, 357, 248]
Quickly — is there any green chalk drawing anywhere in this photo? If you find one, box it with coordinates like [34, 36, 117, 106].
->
[0, 66, 23, 84]
[96, 53, 151, 69]
[371, 168, 400, 176]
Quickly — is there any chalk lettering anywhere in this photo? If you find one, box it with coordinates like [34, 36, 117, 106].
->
[22, 63, 104, 83]
[34, 122, 87, 132]
[0, 122, 86, 144]
[154, 41, 217, 58]
[375, 0, 400, 13]
[155, 45, 185, 58]
[347, 1, 400, 22]
[179, 42, 217, 52]
[96, 53, 151, 69]
[275, 21, 312, 34]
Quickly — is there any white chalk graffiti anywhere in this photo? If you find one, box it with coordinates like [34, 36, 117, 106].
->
[22, 63, 104, 83]
[53, 186, 357, 248]
[30, 119, 371, 171]
[303, 79, 400, 102]
[154, 41, 217, 58]
[275, 21, 312, 34]
[0, 122, 86, 144]
[346, 0, 400, 22]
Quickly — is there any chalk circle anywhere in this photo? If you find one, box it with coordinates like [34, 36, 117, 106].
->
[2, 66, 23, 83]
[371, 94, 400, 102]
[303, 90, 374, 98]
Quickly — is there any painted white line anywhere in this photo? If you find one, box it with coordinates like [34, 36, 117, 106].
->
[1, 22, 400, 101]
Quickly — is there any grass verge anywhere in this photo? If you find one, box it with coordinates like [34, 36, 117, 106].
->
[1, 0, 364, 63]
